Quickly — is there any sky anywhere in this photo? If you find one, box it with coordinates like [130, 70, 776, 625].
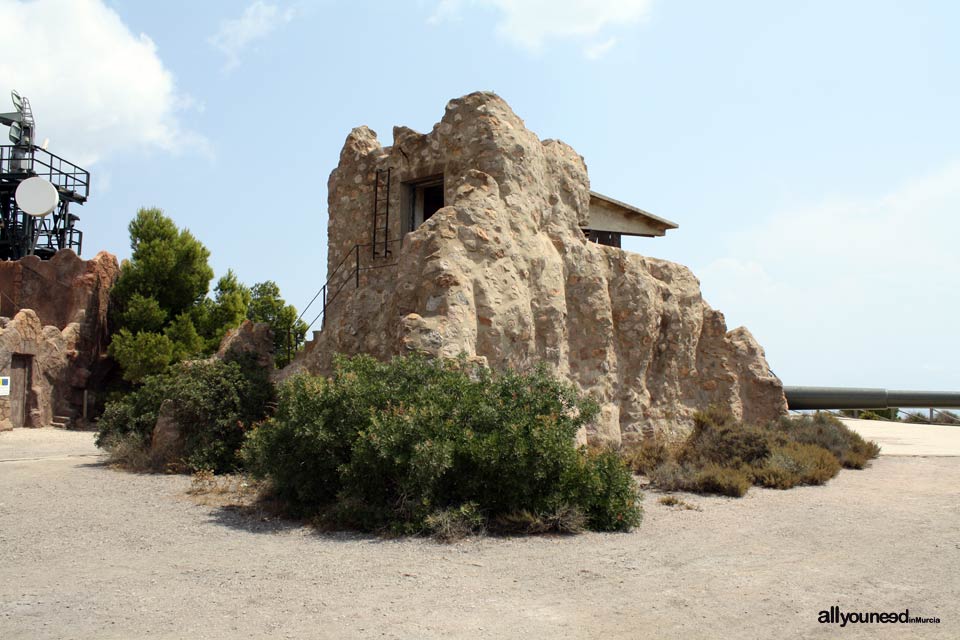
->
[1, 0, 958, 389]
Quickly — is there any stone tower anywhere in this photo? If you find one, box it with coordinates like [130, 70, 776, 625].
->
[285, 92, 786, 443]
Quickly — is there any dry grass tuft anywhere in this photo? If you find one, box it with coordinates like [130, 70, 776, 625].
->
[186, 469, 263, 508]
[425, 503, 485, 542]
[620, 436, 676, 476]
[101, 433, 182, 473]
[492, 504, 587, 536]
[657, 495, 701, 511]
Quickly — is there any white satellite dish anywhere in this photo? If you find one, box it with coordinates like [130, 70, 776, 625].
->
[15, 177, 59, 217]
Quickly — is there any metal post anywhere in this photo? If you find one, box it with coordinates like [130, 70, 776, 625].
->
[384, 168, 391, 257]
[930, 408, 935, 423]
[82, 389, 88, 420]
[355, 244, 360, 288]
[321, 284, 327, 329]
[372, 171, 378, 256]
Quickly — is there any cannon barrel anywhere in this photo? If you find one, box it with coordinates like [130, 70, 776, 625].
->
[783, 387, 960, 411]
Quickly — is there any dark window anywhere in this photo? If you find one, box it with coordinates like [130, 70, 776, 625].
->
[407, 176, 445, 231]
[583, 229, 622, 248]
[422, 184, 444, 223]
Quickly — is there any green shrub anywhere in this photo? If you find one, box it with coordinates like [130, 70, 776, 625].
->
[107, 329, 175, 383]
[119, 293, 168, 333]
[563, 448, 645, 532]
[242, 354, 642, 536]
[97, 353, 273, 473]
[95, 372, 176, 446]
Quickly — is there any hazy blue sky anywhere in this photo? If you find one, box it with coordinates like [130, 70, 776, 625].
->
[2, 0, 958, 389]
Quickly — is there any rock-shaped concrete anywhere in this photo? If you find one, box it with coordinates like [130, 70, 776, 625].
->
[287, 92, 786, 441]
[0, 251, 119, 430]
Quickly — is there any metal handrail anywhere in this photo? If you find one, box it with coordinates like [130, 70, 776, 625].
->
[285, 238, 403, 363]
[0, 145, 90, 200]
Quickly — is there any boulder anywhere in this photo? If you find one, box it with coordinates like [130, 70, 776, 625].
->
[215, 320, 274, 368]
[150, 399, 182, 462]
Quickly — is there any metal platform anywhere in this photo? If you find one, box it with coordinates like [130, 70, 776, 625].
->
[0, 144, 88, 259]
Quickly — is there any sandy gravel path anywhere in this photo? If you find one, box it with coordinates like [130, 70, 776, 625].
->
[841, 417, 960, 456]
[1, 428, 957, 639]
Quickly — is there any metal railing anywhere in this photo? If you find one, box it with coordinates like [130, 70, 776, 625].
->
[0, 145, 90, 201]
[285, 238, 402, 363]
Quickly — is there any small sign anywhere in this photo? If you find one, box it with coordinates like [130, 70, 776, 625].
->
[0, 377, 9, 397]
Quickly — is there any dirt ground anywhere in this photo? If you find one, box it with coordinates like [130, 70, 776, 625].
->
[1, 428, 957, 640]
[838, 417, 960, 456]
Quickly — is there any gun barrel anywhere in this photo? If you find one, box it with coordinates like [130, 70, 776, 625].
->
[784, 387, 960, 410]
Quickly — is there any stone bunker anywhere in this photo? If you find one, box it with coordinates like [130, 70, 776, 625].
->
[285, 91, 787, 443]
[0, 250, 118, 430]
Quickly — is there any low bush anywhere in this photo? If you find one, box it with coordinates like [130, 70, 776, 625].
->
[242, 354, 643, 537]
[751, 441, 841, 489]
[97, 353, 273, 473]
[96, 372, 174, 452]
[691, 464, 751, 497]
[620, 436, 672, 476]
[770, 413, 880, 469]
[633, 407, 879, 497]
[678, 406, 771, 469]
[647, 460, 696, 492]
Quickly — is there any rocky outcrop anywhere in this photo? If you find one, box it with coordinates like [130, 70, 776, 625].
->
[0, 250, 119, 430]
[288, 92, 786, 442]
[214, 320, 274, 368]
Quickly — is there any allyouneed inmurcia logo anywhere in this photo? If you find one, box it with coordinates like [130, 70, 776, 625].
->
[818, 606, 940, 627]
